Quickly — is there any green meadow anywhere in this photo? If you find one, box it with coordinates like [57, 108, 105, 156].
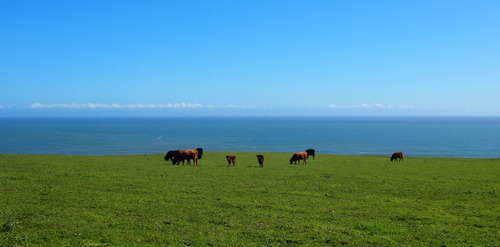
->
[1, 152, 499, 246]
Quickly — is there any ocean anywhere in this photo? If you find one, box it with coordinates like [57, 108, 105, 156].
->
[0, 117, 499, 158]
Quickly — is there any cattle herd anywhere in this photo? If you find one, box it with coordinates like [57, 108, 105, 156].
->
[164, 148, 404, 167]
[164, 148, 204, 166]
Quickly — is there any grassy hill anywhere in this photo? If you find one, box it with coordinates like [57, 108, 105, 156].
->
[1, 152, 499, 246]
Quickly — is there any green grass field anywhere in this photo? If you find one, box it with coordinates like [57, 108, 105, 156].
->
[1, 152, 499, 246]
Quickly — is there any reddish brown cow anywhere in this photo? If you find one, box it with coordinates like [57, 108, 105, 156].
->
[172, 149, 199, 166]
[390, 152, 404, 162]
[290, 152, 308, 165]
[226, 156, 236, 166]
[256, 154, 264, 167]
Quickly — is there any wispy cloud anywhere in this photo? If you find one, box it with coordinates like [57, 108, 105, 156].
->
[0, 105, 4, 109]
[328, 103, 415, 109]
[399, 104, 414, 109]
[221, 104, 273, 109]
[26, 102, 422, 111]
[326, 104, 342, 109]
[223, 104, 251, 109]
[28, 102, 204, 109]
[109, 103, 203, 109]
[26, 102, 276, 111]
[373, 103, 396, 109]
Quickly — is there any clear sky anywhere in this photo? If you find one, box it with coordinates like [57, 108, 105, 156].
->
[1, 0, 499, 117]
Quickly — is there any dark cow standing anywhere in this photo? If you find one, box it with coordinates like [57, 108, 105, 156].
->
[256, 154, 264, 167]
[172, 149, 199, 166]
[164, 150, 179, 162]
[290, 152, 308, 165]
[305, 149, 315, 159]
[390, 152, 404, 162]
[196, 148, 204, 159]
[226, 156, 236, 166]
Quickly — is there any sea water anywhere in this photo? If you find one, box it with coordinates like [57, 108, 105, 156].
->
[0, 117, 499, 158]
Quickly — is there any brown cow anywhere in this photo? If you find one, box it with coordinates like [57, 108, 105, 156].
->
[172, 149, 199, 166]
[290, 152, 308, 165]
[256, 155, 264, 167]
[226, 156, 236, 166]
[390, 152, 404, 162]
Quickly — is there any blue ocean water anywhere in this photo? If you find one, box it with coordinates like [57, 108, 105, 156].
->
[0, 117, 499, 158]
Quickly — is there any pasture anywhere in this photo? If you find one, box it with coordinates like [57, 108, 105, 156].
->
[1, 152, 499, 246]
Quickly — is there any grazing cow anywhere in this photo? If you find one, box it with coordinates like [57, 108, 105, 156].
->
[172, 149, 199, 166]
[256, 155, 264, 167]
[164, 150, 180, 162]
[390, 152, 404, 162]
[226, 156, 236, 166]
[290, 152, 308, 165]
[196, 148, 204, 159]
[305, 149, 316, 159]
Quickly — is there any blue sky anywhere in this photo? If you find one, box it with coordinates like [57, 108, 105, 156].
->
[1, 0, 499, 117]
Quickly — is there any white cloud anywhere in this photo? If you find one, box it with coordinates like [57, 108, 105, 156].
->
[327, 104, 343, 109]
[224, 104, 249, 109]
[28, 102, 102, 109]
[328, 103, 417, 109]
[26, 102, 279, 111]
[86, 103, 109, 109]
[27, 102, 205, 109]
[399, 104, 414, 109]
[0, 105, 4, 109]
[222, 104, 273, 109]
[26, 102, 423, 112]
[374, 103, 396, 109]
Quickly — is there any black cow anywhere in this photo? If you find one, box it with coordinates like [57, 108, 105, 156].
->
[196, 148, 204, 159]
[390, 152, 404, 162]
[305, 149, 315, 159]
[256, 155, 264, 167]
[164, 150, 180, 162]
